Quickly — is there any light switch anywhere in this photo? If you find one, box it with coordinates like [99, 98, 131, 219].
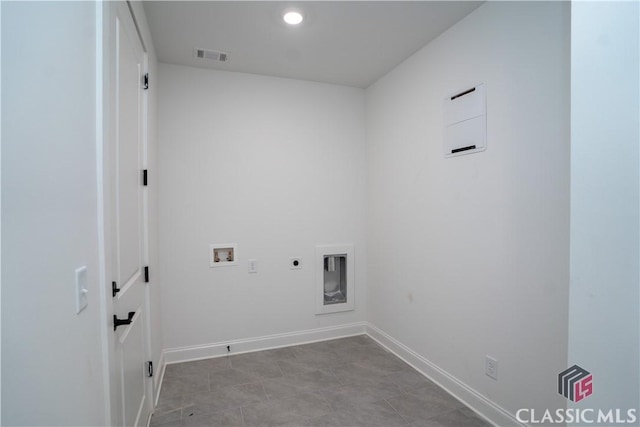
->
[248, 259, 258, 274]
[75, 266, 88, 314]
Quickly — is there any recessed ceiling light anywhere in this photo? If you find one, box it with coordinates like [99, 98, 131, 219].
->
[283, 10, 304, 25]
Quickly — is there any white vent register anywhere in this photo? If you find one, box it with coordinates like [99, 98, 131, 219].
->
[443, 83, 486, 157]
[194, 48, 228, 62]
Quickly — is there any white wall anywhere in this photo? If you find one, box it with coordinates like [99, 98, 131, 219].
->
[569, 0, 639, 416]
[157, 64, 366, 351]
[365, 1, 570, 421]
[1, 2, 106, 425]
[1, 2, 162, 424]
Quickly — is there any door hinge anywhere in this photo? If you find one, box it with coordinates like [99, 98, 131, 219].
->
[112, 281, 120, 298]
[146, 361, 153, 377]
[144, 266, 149, 283]
[143, 73, 149, 90]
[142, 169, 148, 186]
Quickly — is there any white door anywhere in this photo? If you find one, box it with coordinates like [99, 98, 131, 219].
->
[107, 2, 150, 426]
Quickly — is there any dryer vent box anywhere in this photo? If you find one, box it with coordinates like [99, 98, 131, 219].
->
[443, 83, 486, 158]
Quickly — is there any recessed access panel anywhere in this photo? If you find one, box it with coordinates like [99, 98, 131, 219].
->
[316, 245, 354, 315]
[443, 83, 486, 157]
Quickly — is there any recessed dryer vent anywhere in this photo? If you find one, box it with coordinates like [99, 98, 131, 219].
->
[323, 255, 347, 305]
[443, 83, 486, 157]
[316, 245, 354, 315]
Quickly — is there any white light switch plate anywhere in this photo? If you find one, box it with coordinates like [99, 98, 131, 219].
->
[248, 259, 258, 273]
[75, 266, 88, 314]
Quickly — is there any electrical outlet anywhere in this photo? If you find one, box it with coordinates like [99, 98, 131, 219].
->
[486, 356, 498, 380]
[248, 259, 258, 273]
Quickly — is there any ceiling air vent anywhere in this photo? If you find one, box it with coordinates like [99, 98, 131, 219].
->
[194, 48, 228, 62]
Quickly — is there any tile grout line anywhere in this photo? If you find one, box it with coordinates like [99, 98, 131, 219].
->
[274, 359, 285, 378]
[383, 396, 412, 425]
[319, 393, 338, 416]
[239, 406, 246, 427]
[327, 367, 345, 387]
[259, 379, 272, 404]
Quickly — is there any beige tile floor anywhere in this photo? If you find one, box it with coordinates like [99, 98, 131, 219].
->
[150, 335, 490, 427]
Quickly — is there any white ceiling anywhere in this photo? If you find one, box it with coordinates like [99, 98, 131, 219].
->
[143, 1, 482, 88]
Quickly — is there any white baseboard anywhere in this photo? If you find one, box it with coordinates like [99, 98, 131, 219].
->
[365, 322, 522, 427]
[162, 322, 368, 365]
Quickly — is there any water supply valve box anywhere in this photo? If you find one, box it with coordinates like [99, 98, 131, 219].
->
[209, 243, 238, 267]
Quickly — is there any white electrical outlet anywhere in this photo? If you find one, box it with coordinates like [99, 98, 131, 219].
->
[486, 356, 498, 380]
[248, 259, 258, 273]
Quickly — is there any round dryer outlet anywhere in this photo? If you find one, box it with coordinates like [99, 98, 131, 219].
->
[290, 257, 302, 270]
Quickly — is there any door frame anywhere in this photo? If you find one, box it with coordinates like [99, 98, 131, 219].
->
[96, 1, 153, 425]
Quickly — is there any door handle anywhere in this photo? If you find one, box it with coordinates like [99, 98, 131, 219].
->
[113, 311, 135, 331]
